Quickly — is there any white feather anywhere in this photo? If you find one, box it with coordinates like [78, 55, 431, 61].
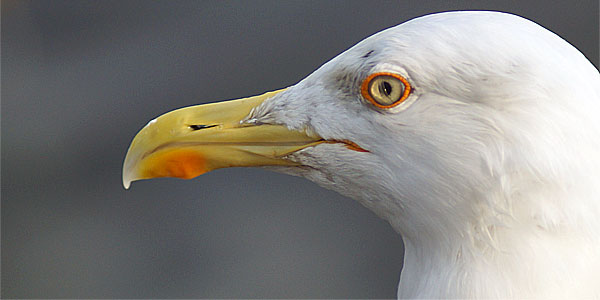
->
[257, 11, 600, 298]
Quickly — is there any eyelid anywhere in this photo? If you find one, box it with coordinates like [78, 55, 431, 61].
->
[361, 72, 412, 109]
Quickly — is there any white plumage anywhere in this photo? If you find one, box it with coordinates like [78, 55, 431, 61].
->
[124, 11, 600, 298]
[250, 11, 600, 298]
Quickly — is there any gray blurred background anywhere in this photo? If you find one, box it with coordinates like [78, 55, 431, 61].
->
[2, 1, 598, 298]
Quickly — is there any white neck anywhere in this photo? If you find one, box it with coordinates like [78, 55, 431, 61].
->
[399, 228, 598, 298]
[391, 189, 600, 299]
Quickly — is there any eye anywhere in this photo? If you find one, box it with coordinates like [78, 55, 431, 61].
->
[360, 72, 411, 108]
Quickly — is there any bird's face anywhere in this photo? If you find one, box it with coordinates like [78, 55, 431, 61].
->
[124, 24, 490, 238]
[123, 11, 600, 238]
[122, 12, 519, 235]
[251, 31, 510, 233]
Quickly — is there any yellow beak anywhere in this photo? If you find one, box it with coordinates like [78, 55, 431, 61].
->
[122, 89, 323, 189]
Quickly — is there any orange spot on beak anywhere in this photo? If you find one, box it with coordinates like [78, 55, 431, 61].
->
[141, 149, 207, 179]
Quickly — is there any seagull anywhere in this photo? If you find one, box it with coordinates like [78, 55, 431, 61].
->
[123, 11, 600, 298]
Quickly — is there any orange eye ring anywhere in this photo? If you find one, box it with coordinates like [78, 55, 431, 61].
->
[360, 72, 411, 109]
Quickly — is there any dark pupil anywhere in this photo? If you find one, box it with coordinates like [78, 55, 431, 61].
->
[382, 81, 392, 96]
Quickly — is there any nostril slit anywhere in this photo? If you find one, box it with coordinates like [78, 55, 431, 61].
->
[189, 124, 218, 131]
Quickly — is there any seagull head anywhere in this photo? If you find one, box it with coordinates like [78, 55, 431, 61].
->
[123, 11, 600, 298]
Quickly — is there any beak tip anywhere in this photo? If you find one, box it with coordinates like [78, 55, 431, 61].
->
[122, 159, 134, 190]
[123, 148, 138, 190]
[122, 173, 132, 189]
